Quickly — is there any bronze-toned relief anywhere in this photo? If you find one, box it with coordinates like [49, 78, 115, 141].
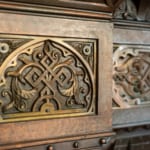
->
[113, 45, 150, 108]
[0, 35, 97, 122]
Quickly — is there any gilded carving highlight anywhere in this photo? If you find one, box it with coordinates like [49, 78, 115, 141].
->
[0, 36, 97, 122]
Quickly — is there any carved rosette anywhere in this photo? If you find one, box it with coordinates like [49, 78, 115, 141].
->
[0, 36, 97, 122]
[113, 46, 150, 108]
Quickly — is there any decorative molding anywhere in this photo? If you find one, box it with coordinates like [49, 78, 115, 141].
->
[1, 0, 113, 11]
[0, 0, 126, 20]
[113, 45, 150, 108]
[0, 0, 113, 20]
[0, 35, 97, 122]
[0, 132, 115, 150]
[113, 20, 150, 31]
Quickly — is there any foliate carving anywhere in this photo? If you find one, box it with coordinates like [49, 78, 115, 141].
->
[113, 0, 137, 20]
[113, 46, 150, 108]
[0, 36, 97, 122]
[113, 0, 150, 22]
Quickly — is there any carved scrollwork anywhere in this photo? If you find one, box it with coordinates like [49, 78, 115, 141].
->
[64, 41, 96, 72]
[0, 36, 97, 122]
[0, 38, 31, 66]
[113, 46, 150, 108]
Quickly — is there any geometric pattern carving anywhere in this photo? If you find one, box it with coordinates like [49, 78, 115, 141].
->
[113, 45, 150, 108]
[0, 35, 97, 122]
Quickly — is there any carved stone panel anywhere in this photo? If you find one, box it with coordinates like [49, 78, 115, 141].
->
[0, 35, 97, 122]
[113, 45, 150, 108]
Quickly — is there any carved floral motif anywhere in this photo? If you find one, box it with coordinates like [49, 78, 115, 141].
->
[113, 46, 150, 108]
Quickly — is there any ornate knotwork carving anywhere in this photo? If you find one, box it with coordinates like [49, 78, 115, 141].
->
[113, 46, 150, 108]
[0, 36, 97, 122]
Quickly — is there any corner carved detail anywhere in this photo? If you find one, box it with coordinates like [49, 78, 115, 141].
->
[113, 46, 150, 108]
[0, 36, 97, 122]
